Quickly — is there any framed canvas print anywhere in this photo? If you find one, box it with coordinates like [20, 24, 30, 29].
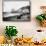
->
[3, 0, 31, 21]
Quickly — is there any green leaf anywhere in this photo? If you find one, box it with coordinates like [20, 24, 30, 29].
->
[36, 15, 44, 21]
[44, 15, 46, 20]
[5, 26, 18, 39]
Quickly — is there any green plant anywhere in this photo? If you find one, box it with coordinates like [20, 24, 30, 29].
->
[36, 14, 46, 21]
[5, 26, 18, 39]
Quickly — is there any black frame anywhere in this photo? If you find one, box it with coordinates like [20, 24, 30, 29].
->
[2, 0, 31, 22]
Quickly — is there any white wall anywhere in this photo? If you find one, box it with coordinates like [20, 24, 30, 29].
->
[0, 0, 46, 41]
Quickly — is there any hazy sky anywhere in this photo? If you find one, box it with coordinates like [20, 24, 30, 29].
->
[4, 1, 30, 12]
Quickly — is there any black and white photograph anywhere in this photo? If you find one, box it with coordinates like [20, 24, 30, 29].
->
[3, 0, 30, 21]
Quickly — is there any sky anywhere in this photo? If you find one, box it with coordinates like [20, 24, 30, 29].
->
[3, 1, 30, 12]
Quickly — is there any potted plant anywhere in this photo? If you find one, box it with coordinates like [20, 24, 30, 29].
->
[36, 14, 46, 27]
[5, 26, 18, 43]
[36, 6, 46, 27]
